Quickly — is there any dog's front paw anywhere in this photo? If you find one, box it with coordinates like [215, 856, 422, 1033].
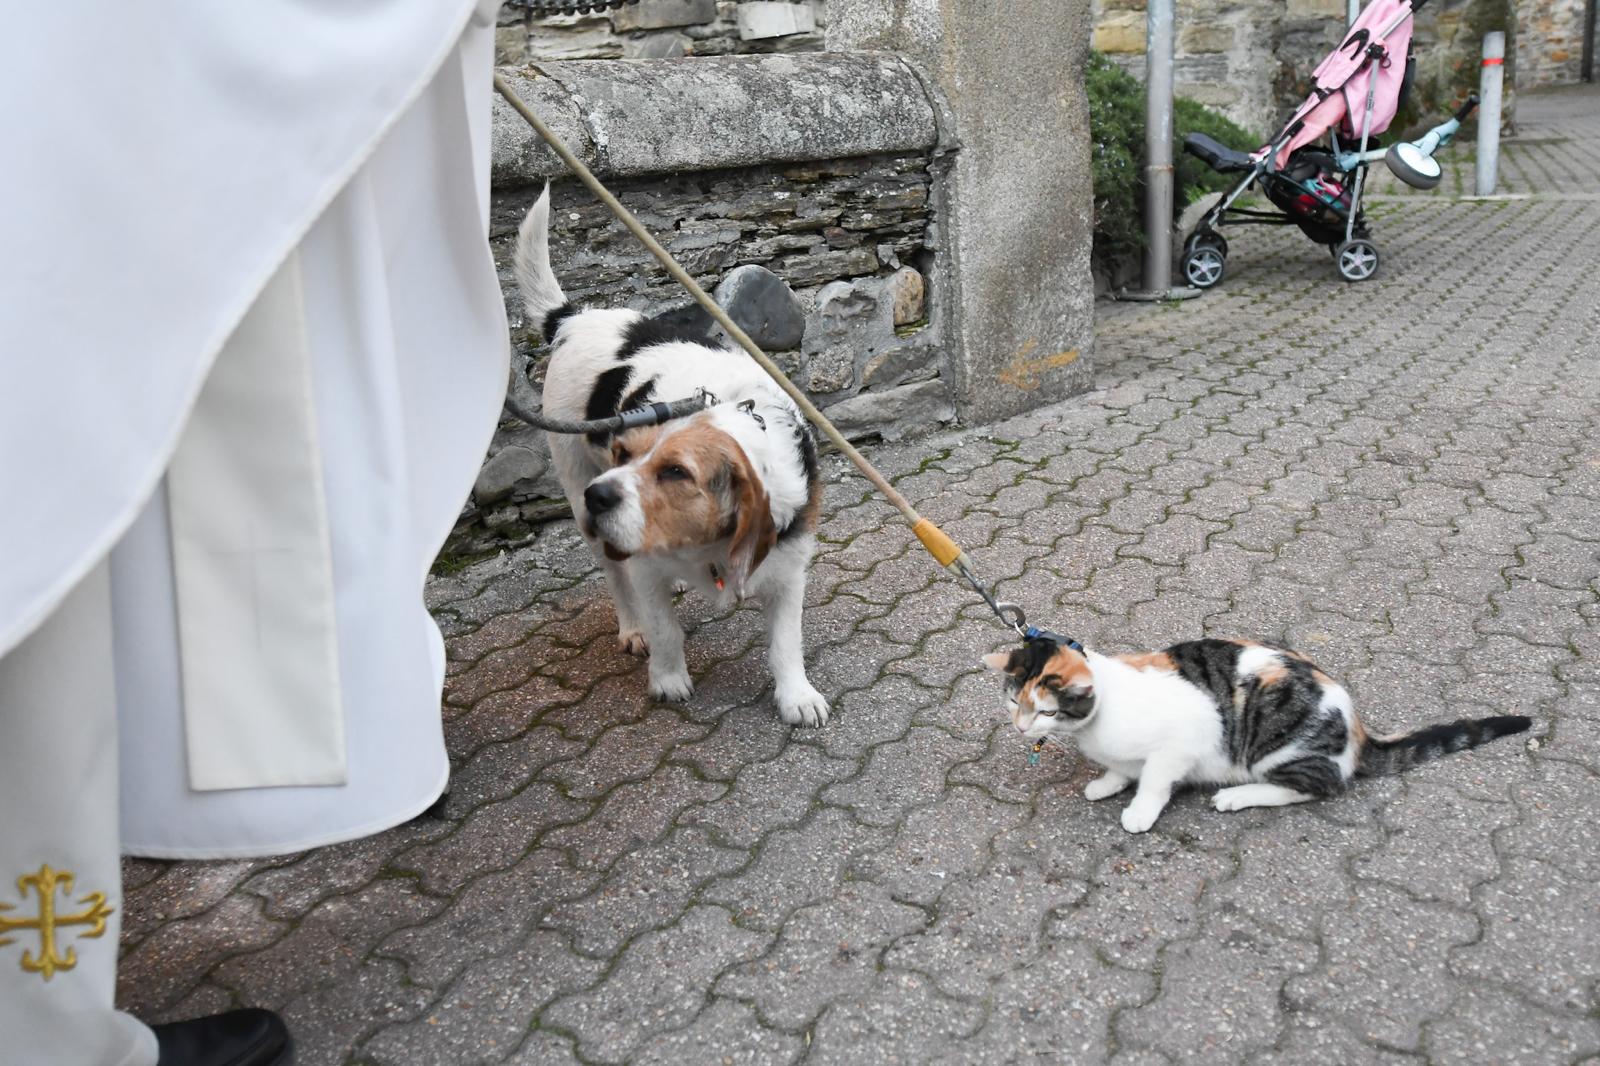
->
[648, 668, 694, 704]
[1120, 803, 1160, 834]
[775, 682, 830, 728]
[618, 630, 649, 657]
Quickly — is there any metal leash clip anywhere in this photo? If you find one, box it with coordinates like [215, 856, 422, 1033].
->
[736, 398, 766, 430]
[949, 556, 1027, 635]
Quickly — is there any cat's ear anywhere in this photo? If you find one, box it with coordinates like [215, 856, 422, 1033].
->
[981, 651, 1011, 672]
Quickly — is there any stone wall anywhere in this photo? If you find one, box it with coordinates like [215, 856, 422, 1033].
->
[1516, 0, 1591, 86]
[1090, 0, 1530, 139]
[1092, 0, 1328, 136]
[451, 53, 950, 553]
[497, 0, 827, 63]
[826, 0, 1098, 425]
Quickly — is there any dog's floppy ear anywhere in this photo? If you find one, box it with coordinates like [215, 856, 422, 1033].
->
[724, 443, 776, 596]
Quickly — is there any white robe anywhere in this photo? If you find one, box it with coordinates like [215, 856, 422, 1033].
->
[1, 1, 510, 858]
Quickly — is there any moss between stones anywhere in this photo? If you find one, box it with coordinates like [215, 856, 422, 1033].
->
[1087, 51, 1259, 277]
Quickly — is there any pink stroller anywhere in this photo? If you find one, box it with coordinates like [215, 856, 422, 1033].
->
[1180, 0, 1478, 285]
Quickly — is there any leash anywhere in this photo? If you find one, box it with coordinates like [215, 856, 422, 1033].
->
[504, 390, 711, 436]
[492, 74, 1035, 638]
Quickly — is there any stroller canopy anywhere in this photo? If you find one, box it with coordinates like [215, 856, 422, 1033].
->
[1273, 0, 1416, 161]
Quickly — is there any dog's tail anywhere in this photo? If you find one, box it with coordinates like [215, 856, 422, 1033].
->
[1356, 714, 1531, 776]
[515, 183, 575, 342]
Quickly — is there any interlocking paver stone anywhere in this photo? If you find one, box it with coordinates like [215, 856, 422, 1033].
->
[364, 931, 604, 1065]
[807, 968, 985, 1066]
[542, 905, 771, 1064]
[115, 87, 1600, 1064]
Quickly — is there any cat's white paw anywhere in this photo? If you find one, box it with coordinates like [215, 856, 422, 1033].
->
[1211, 783, 1308, 812]
[648, 668, 694, 704]
[776, 683, 830, 728]
[1212, 788, 1251, 813]
[1085, 774, 1131, 801]
[1121, 804, 1160, 834]
[618, 630, 649, 656]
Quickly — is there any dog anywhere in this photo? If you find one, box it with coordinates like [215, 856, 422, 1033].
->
[515, 187, 830, 726]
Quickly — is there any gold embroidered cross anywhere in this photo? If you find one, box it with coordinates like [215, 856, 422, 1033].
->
[0, 865, 114, 980]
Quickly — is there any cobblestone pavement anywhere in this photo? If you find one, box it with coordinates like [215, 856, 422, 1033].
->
[119, 87, 1600, 1065]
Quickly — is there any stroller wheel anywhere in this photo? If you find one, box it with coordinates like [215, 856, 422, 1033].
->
[1185, 230, 1228, 259]
[1335, 239, 1380, 282]
[1182, 239, 1227, 289]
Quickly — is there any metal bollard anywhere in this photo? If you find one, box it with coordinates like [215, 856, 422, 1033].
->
[1140, 0, 1177, 295]
[1475, 32, 1504, 196]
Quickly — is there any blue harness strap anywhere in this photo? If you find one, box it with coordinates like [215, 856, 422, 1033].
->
[1023, 626, 1084, 653]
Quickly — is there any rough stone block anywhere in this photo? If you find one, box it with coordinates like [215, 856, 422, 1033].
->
[886, 264, 925, 325]
[1094, 12, 1147, 54]
[526, 16, 625, 61]
[1177, 81, 1243, 107]
[611, 0, 717, 32]
[736, 1, 817, 40]
[821, 379, 956, 441]
[495, 24, 530, 65]
[625, 32, 690, 59]
[801, 278, 894, 397]
[714, 264, 805, 350]
[472, 441, 549, 506]
[861, 343, 938, 389]
[494, 55, 939, 183]
[1179, 23, 1235, 53]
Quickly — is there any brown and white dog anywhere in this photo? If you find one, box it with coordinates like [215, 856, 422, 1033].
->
[515, 187, 829, 725]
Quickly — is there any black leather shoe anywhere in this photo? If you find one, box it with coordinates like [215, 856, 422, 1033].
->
[152, 1008, 293, 1066]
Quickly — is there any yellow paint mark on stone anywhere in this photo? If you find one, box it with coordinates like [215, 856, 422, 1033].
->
[998, 342, 1081, 392]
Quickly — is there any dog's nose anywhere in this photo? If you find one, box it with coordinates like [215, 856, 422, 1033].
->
[585, 480, 621, 517]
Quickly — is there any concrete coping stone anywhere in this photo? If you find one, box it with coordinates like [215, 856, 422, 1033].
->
[491, 51, 940, 186]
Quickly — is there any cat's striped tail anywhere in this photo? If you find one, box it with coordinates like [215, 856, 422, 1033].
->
[1356, 715, 1532, 776]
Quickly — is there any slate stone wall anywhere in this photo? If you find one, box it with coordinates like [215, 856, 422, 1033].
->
[452, 56, 950, 554]
[497, 0, 828, 63]
[449, 40, 1096, 555]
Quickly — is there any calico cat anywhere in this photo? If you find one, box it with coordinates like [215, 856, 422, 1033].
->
[983, 634, 1531, 833]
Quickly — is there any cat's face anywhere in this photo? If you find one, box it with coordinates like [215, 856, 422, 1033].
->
[981, 639, 1097, 738]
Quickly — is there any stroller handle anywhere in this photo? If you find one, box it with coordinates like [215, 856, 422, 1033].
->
[1454, 94, 1481, 122]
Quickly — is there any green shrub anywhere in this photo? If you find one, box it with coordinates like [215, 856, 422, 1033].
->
[1087, 51, 1258, 274]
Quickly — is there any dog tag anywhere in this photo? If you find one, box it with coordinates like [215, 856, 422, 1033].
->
[1028, 739, 1044, 767]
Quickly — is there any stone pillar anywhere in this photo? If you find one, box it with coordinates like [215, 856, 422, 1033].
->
[827, 0, 1096, 423]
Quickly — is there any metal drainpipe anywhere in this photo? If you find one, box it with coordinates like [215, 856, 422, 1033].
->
[1141, 0, 1177, 294]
